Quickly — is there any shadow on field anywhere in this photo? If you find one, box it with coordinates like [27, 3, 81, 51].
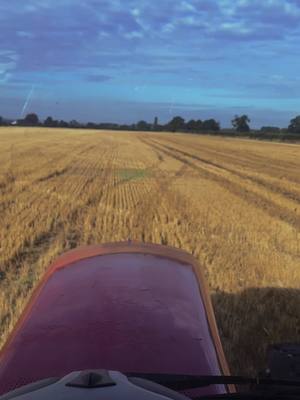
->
[211, 287, 300, 376]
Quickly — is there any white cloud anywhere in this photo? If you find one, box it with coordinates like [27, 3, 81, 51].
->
[24, 0, 57, 11]
[283, 1, 300, 16]
[17, 31, 35, 39]
[124, 31, 144, 39]
[218, 0, 237, 16]
[131, 8, 141, 17]
[220, 22, 251, 34]
[179, 15, 209, 28]
[162, 23, 176, 33]
[0, 71, 12, 83]
[24, 4, 38, 12]
[178, 1, 196, 12]
[0, 50, 18, 84]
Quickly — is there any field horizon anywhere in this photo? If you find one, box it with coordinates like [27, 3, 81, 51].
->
[0, 127, 299, 376]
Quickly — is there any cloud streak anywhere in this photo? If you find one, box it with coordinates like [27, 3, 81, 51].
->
[21, 84, 36, 117]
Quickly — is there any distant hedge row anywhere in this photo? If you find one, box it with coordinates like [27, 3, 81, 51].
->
[1, 113, 300, 141]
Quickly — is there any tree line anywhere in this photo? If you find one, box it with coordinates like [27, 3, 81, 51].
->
[1, 113, 300, 135]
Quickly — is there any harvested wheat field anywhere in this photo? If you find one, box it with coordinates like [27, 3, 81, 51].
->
[0, 127, 299, 376]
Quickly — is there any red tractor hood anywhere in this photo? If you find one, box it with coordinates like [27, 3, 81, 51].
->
[0, 242, 230, 397]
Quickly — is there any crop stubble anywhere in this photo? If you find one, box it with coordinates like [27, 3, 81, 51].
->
[0, 127, 299, 375]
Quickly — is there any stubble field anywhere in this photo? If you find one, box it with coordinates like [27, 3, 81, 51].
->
[0, 127, 299, 376]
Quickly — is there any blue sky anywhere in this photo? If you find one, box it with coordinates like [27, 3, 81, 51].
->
[1, 0, 300, 127]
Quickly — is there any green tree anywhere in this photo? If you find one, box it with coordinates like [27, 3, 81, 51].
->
[288, 115, 300, 133]
[202, 119, 220, 131]
[87, 122, 97, 129]
[23, 113, 39, 126]
[232, 115, 250, 132]
[58, 120, 69, 128]
[44, 116, 58, 127]
[260, 126, 280, 133]
[186, 119, 198, 132]
[136, 120, 150, 131]
[167, 116, 185, 132]
[69, 120, 80, 128]
[194, 120, 203, 132]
